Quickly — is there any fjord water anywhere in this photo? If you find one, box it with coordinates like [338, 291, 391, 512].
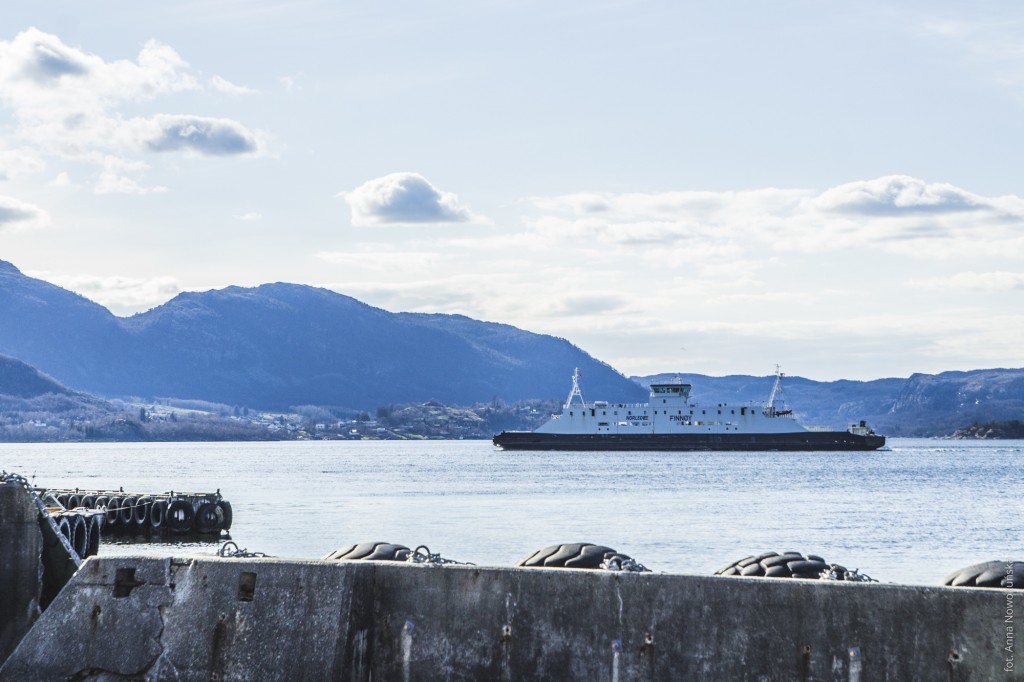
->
[2, 439, 1020, 585]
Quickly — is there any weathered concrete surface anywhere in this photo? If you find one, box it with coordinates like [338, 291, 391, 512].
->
[0, 481, 42, 664]
[2, 554, 1017, 681]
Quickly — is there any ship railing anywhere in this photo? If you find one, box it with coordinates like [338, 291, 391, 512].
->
[806, 426, 834, 432]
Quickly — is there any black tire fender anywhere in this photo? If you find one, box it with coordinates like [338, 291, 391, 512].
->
[150, 500, 167, 530]
[216, 499, 233, 531]
[105, 497, 122, 528]
[166, 498, 195, 533]
[119, 496, 138, 526]
[194, 502, 222, 534]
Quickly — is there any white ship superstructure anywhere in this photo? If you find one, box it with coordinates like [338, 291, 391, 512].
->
[493, 367, 884, 451]
[539, 368, 811, 436]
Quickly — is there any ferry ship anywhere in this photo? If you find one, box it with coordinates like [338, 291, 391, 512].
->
[492, 368, 885, 451]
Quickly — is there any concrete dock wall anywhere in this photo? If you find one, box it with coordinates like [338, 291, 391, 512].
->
[2, 553, 1016, 681]
[0, 481, 43, 664]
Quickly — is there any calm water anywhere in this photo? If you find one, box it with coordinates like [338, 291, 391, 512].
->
[2, 439, 1021, 585]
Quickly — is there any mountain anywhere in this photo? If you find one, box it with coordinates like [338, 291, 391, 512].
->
[952, 420, 1024, 439]
[0, 353, 117, 441]
[0, 353, 76, 399]
[4, 259, 1021, 434]
[0, 261, 646, 410]
[0, 261, 129, 394]
[635, 369, 1024, 436]
[882, 369, 1024, 436]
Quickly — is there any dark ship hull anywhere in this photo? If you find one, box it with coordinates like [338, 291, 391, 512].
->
[492, 430, 886, 451]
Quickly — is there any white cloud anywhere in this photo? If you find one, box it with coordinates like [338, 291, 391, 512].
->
[525, 175, 1024, 258]
[235, 211, 262, 221]
[0, 147, 45, 180]
[209, 74, 257, 95]
[0, 28, 262, 192]
[317, 248, 446, 273]
[278, 75, 301, 92]
[48, 171, 73, 187]
[342, 172, 482, 226]
[144, 114, 260, 156]
[922, 18, 1024, 89]
[34, 272, 182, 314]
[907, 271, 1024, 292]
[94, 172, 167, 195]
[808, 175, 987, 214]
[0, 195, 48, 229]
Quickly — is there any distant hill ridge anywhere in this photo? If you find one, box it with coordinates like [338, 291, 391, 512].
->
[3, 259, 1023, 435]
[0, 260, 646, 411]
[634, 368, 1024, 436]
[0, 354, 74, 399]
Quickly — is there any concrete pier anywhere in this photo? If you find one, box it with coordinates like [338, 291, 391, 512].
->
[0, 479, 43, 664]
[1, 553, 1016, 680]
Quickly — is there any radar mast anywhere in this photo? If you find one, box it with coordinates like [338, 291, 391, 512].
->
[763, 365, 791, 416]
[564, 368, 586, 409]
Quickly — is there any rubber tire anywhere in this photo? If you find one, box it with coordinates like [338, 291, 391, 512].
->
[166, 499, 195, 533]
[57, 516, 72, 543]
[515, 543, 630, 570]
[86, 515, 102, 557]
[517, 545, 563, 567]
[942, 560, 1024, 589]
[56, 494, 70, 509]
[194, 502, 222, 534]
[67, 494, 81, 509]
[787, 560, 828, 574]
[81, 495, 97, 509]
[323, 542, 412, 561]
[740, 563, 766, 577]
[134, 497, 153, 526]
[761, 554, 801, 569]
[71, 515, 89, 559]
[216, 500, 233, 531]
[150, 500, 167, 531]
[119, 496, 138, 527]
[105, 497, 122, 529]
[717, 551, 840, 581]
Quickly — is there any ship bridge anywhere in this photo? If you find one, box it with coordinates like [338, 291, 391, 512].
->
[649, 383, 692, 405]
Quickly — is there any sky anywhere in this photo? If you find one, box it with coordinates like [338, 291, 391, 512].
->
[1, 1, 1023, 382]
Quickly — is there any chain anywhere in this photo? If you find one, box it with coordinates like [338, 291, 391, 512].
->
[601, 554, 651, 573]
[820, 563, 877, 582]
[408, 545, 472, 565]
[217, 541, 270, 558]
[0, 471, 30, 487]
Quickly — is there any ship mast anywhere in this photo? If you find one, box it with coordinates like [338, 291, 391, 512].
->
[564, 367, 587, 409]
[763, 365, 788, 416]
